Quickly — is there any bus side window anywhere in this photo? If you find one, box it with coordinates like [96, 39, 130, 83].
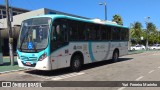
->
[85, 28, 90, 40]
[62, 24, 68, 42]
[51, 25, 57, 51]
[56, 23, 69, 47]
[56, 25, 61, 35]
[52, 25, 56, 40]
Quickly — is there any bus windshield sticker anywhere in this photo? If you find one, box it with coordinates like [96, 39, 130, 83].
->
[28, 42, 33, 49]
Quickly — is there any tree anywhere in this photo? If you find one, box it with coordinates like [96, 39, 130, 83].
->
[147, 22, 157, 35]
[146, 22, 158, 44]
[130, 22, 143, 44]
[112, 14, 123, 25]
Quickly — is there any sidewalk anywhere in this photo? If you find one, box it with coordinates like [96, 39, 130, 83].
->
[0, 56, 25, 73]
[128, 50, 145, 55]
[128, 49, 160, 55]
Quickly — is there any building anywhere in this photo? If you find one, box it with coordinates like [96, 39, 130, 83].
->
[0, 6, 89, 55]
[0, 4, 29, 19]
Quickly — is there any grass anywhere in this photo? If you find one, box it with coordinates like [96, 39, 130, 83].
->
[0, 57, 24, 72]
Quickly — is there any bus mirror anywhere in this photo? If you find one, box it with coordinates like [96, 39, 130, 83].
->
[32, 29, 36, 39]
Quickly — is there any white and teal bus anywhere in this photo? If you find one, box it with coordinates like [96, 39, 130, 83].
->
[17, 15, 129, 71]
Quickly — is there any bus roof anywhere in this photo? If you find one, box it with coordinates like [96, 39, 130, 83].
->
[29, 14, 129, 29]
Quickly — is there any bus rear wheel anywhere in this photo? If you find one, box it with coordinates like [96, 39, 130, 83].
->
[70, 55, 82, 72]
[112, 50, 119, 62]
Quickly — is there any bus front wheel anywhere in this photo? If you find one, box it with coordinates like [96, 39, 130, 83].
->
[70, 55, 82, 72]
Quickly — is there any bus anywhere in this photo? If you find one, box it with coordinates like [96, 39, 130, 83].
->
[17, 15, 129, 71]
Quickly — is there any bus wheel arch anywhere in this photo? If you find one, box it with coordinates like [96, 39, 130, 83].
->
[112, 48, 119, 62]
[70, 51, 84, 72]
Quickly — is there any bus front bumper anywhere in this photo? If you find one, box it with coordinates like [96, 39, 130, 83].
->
[17, 57, 52, 70]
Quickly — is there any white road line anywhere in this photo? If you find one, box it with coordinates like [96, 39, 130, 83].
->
[19, 72, 51, 79]
[148, 70, 155, 74]
[52, 72, 85, 80]
[19, 72, 85, 80]
[117, 87, 126, 90]
[135, 76, 144, 81]
[152, 53, 160, 56]
[158, 66, 160, 69]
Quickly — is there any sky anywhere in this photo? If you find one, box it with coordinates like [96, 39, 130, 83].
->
[0, 0, 160, 30]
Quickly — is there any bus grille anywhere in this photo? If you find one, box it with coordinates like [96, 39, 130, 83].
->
[20, 56, 38, 61]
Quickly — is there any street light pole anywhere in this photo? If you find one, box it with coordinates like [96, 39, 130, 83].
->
[5, 0, 14, 66]
[144, 16, 150, 51]
[99, 1, 107, 20]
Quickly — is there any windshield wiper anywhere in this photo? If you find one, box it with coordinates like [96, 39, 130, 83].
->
[19, 30, 30, 51]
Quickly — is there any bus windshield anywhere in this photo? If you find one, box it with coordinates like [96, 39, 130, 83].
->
[17, 17, 51, 52]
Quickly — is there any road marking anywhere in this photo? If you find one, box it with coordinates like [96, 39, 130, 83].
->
[148, 70, 155, 74]
[117, 87, 126, 90]
[135, 76, 144, 81]
[152, 53, 160, 56]
[19, 71, 85, 80]
[19, 72, 52, 80]
[52, 72, 85, 80]
[158, 66, 160, 69]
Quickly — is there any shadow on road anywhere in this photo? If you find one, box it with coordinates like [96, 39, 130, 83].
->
[25, 58, 133, 76]
[82, 58, 133, 71]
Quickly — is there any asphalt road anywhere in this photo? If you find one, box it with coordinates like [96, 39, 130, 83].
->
[0, 51, 160, 90]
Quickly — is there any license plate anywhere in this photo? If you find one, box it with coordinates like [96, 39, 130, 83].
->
[26, 62, 31, 66]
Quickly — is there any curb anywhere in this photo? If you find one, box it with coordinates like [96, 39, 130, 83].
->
[128, 51, 144, 55]
[0, 68, 29, 75]
[128, 50, 160, 55]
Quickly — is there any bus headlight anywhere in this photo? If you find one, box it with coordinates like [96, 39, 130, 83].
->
[38, 52, 47, 61]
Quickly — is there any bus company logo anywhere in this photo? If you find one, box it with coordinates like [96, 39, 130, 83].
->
[32, 54, 35, 56]
[83, 44, 87, 51]
[2, 82, 12, 87]
[73, 46, 77, 50]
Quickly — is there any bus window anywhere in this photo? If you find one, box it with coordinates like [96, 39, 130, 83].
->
[85, 27, 91, 40]
[56, 24, 68, 46]
[95, 25, 101, 40]
[85, 23, 94, 40]
[112, 27, 120, 41]
[68, 20, 78, 41]
[51, 20, 67, 50]
[56, 25, 61, 36]
[106, 26, 111, 40]
[91, 25, 96, 40]
[77, 22, 85, 40]
[101, 26, 107, 40]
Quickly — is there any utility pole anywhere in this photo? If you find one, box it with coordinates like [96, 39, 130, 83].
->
[99, 1, 107, 20]
[5, 0, 14, 66]
[144, 16, 150, 51]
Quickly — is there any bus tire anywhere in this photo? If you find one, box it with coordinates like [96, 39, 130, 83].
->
[70, 55, 82, 72]
[112, 50, 119, 62]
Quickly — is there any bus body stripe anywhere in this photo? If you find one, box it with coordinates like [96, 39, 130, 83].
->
[88, 42, 95, 62]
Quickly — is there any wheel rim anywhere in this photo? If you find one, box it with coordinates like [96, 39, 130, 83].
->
[114, 52, 118, 61]
[74, 58, 80, 68]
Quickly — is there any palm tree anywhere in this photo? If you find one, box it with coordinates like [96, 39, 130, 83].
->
[112, 14, 123, 25]
[146, 22, 158, 44]
[147, 22, 157, 34]
[130, 22, 143, 44]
